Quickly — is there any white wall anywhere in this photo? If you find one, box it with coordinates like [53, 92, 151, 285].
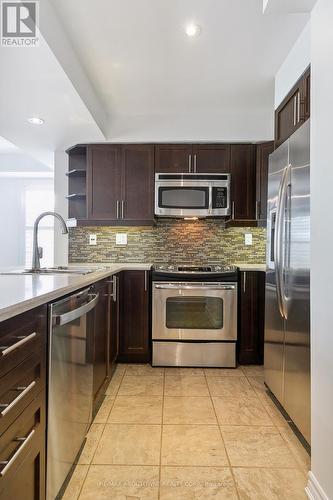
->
[275, 21, 311, 108]
[308, 0, 333, 498]
[53, 151, 68, 266]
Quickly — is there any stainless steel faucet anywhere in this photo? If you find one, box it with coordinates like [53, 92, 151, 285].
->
[32, 212, 68, 271]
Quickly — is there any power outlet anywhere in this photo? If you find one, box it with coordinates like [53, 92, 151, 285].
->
[116, 233, 128, 245]
[244, 233, 253, 246]
[89, 234, 97, 245]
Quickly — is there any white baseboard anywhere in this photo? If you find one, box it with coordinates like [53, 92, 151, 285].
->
[305, 471, 330, 500]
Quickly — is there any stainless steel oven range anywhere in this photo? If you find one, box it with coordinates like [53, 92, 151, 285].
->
[151, 265, 238, 367]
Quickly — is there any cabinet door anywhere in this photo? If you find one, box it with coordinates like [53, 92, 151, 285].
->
[155, 144, 193, 173]
[275, 82, 303, 147]
[192, 144, 230, 173]
[93, 280, 109, 400]
[256, 141, 275, 223]
[230, 144, 256, 220]
[119, 271, 149, 363]
[122, 145, 154, 222]
[87, 145, 122, 220]
[303, 67, 311, 121]
[109, 275, 119, 370]
[238, 271, 265, 365]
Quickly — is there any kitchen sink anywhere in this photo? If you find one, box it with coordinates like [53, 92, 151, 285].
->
[0, 266, 104, 276]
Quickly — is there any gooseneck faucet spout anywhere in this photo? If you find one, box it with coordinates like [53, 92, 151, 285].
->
[32, 212, 68, 271]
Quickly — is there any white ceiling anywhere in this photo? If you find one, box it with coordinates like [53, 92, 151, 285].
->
[50, 0, 310, 140]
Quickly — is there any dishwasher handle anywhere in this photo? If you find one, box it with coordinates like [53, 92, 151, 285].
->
[53, 293, 99, 326]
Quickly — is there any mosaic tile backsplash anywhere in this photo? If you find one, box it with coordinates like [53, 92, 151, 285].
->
[69, 220, 266, 265]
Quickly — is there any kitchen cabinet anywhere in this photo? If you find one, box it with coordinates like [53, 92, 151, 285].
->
[121, 144, 154, 222]
[155, 144, 230, 173]
[92, 279, 109, 402]
[192, 144, 230, 173]
[238, 271, 266, 365]
[230, 144, 256, 222]
[155, 144, 193, 173]
[0, 305, 47, 500]
[87, 145, 122, 220]
[109, 275, 119, 373]
[118, 270, 150, 363]
[256, 141, 275, 225]
[275, 66, 310, 147]
[83, 144, 154, 225]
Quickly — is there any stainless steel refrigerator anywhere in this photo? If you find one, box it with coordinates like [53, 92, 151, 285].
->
[264, 119, 310, 444]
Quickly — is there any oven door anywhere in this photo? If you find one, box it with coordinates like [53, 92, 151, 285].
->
[152, 282, 237, 341]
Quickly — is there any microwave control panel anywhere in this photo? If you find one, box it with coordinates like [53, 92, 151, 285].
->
[212, 187, 228, 208]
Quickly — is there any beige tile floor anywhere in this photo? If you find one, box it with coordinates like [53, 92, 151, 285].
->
[63, 364, 310, 500]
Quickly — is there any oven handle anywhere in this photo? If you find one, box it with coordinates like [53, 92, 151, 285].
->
[153, 283, 236, 290]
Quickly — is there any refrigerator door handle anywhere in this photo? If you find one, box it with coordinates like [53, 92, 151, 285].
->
[280, 166, 291, 319]
[275, 165, 289, 319]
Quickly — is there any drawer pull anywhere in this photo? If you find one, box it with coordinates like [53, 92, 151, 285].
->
[0, 428, 35, 476]
[0, 332, 37, 357]
[0, 380, 36, 417]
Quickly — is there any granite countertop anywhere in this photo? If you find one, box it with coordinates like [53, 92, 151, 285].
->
[0, 263, 152, 323]
[234, 263, 266, 272]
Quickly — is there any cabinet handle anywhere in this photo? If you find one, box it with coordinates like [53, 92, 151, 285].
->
[297, 92, 301, 123]
[188, 154, 192, 173]
[256, 201, 260, 220]
[0, 380, 36, 417]
[0, 428, 35, 476]
[112, 275, 117, 302]
[193, 154, 197, 173]
[0, 332, 37, 357]
[243, 272, 247, 293]
[116, 200, 120, 219]
[293, 95, 297, 126]
[144, 271, 148, 292]
[121, 200, 125, 219]
[232, 201, 235, 220]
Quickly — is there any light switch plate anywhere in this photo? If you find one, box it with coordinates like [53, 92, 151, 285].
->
[244, 233, 253, 246]
[89, 234, 97, 245]
[116, 233, 128, 245]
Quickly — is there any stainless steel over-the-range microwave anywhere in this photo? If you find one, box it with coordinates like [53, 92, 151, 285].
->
[154, 173, 231, 218]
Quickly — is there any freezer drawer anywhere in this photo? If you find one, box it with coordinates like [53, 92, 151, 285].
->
[152, 341, 236, 367]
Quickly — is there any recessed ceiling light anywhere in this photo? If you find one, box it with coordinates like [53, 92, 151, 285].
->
[27, 117, 44, 125]
[185, 23, 201, 37]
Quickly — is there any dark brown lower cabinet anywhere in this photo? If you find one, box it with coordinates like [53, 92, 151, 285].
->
[0, 394, 46, 500]
[238, 271, 266, 365]
[92, 279, 109, 402]
[118, 271, 150, 363]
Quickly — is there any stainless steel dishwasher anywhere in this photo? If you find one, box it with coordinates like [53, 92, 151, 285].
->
[47, 287, 99, 500]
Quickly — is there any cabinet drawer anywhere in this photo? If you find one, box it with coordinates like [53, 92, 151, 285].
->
[0, 352, 45, 436]
[0, 394, 45, 495]
[0, 306, 47, 378]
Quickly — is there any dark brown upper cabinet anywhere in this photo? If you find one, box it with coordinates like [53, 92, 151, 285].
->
[192, 144, 230, 173]
[230, 144, 256, 221]
[155, 144, 230, 174]
[122, 144, 154, 222]
[155, 144, 193, 173]
[256, 141, 275, 225]
[87, 145, 122, 220]
[86, 144, 154, 225]
[275, 66, 310, 147]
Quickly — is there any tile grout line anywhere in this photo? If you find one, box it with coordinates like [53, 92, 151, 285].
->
[204, 369, 242, 500]
[158, 368, 165, 500]
[78, 363, 127, 498]
[244, 372, 309, 474]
